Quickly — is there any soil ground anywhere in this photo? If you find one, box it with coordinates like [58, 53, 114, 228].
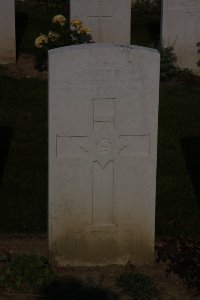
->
[0, 234, 200, 300]
[0, 54, 47, 80]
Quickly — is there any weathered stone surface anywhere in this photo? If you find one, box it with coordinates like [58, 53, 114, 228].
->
[0, 0, 16, 64]
[161, 0, 200, 74]
[70, 0, 131, 43]
[48, 44, 160, 266]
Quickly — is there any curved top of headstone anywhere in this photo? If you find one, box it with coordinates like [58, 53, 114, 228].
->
[48, 43, 160, 95]
[48, 43, 159, 56]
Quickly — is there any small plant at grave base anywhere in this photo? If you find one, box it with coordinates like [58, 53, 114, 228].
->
[158, 43, 200, 85]
[156, 239, 200, 293]
[175, 67, 200, 86]
[34, 15, 93, 71]
[0, 254, 57, 293]
[117, 271, 159, 300]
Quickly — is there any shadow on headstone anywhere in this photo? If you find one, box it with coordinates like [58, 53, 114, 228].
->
[181, 137, 200, 204]
[15, 12, 29, 59]
[0, 127, 13, 185]
[45, 277, 119, 300]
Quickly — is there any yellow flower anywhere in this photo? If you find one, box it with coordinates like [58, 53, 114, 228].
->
[52, 14, 66, 26]
[71, 19, 82, 28]
[79, 26, 91, 33]
[48, 31, 60, 42]
[71, 19, 91, 34]
[35, 34, 48, 48]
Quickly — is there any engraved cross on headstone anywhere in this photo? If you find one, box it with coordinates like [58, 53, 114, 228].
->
[57, 98, 150, 231]
[87, 0, 112, 42]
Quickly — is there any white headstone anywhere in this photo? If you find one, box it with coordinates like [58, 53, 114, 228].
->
[49, 44, 160, 266]
[70, 0, 131, 43]
[162, 0, 200, 74]
[0, 0, 16, 64]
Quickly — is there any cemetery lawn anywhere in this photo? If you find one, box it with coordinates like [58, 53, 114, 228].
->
[0, 74, 47, 232]
[156, 83, 200, 238]
[0, 71, 200, 238]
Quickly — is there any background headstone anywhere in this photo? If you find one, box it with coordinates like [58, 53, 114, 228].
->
[161, 0, 200, 74]
[70, 0, 131, 43]
[0, 0, 16, 64]
[49, 44, 160, 266]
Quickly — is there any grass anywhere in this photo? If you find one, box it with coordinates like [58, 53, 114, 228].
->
[0, 254, 56, 293]
[0, 74, 47, 232]
[0, 253, 118, 299]
[0, 1, 200, 237]
[117, 271, 159, 300]
[156, 84, 200, 238]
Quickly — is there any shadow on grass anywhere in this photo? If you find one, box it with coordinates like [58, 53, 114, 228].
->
[46, 277, 119, 300]
[181, 137, 200, 204]
[0, 127, 13, 185]
[15, 12, 29, 59]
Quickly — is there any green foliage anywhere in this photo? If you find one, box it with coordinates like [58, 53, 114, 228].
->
[158, 44, 178, 81]
[0, 254, 57, 293]
[175, 67, 200, 86]
[157, 239, 200, 292]
[117, 272, 159, 300]
[158, 44, 200, 85]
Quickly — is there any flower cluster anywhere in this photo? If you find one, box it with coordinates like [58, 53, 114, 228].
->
[35, 15, 92, 49]
[35, 31, 60, 48]
[34, 15, 93, 71]
[35, 34, 48, 48]
[48, 31, 60, 42]
[52, 14, 66, 26]
[71, 19, 91, 34]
